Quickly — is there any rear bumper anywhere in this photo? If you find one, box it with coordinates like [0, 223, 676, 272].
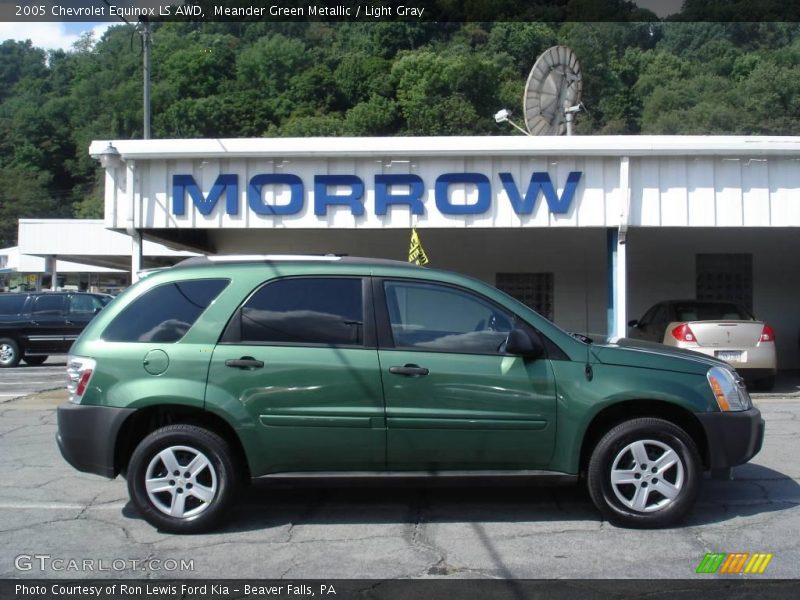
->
[673, 342, 776, 372]
[695, 407, 764, 469]
[56, 402, 135, 478]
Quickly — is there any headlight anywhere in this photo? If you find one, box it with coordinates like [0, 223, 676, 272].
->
[707, 366, 752, 412]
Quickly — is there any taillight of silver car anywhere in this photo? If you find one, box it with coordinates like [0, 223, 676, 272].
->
[671, 323, 696, 342]
[67, 356, 96, 404]
[760, 325, 775, 342]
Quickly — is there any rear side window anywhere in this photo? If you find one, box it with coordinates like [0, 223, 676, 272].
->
[239, 278, 363, 346]
[102, 279, 229, 343]
[32, 294, 66, 316]
[0, 295, 26, 315]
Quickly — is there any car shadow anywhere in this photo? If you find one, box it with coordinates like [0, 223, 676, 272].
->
[687, 463, 800, 526]
[750, 369, 800, 396]
[122, 464, 799, 533]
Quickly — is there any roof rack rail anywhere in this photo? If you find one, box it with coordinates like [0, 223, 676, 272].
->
[173, 254, 420, 268]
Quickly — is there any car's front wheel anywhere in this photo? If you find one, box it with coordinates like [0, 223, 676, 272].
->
[587, 418, 702, 528]
[22, 355, 48, 366]
[0, 338, 21, 368]
[127, 424, 238, 533]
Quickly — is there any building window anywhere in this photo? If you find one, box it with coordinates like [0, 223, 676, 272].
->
[495, 273, 554, 321]
[696, 254, 753, 311]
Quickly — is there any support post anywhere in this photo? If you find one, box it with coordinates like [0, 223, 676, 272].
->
[126, 159, 143, 283]
[142, 20, 151, 140]
[49, 256, 58, 291]
[608, 156, 631, 339]
[130, 232, 143, 283]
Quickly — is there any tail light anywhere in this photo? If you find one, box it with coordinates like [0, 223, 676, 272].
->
[67, 356, 96, 404]
[760, 324, 775, 342]
[671, 323, 696, 342]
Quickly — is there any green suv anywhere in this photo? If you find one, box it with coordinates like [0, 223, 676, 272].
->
[57, 256, 764, 533]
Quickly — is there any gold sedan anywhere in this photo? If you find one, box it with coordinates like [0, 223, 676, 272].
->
[628, 300, 777, 391]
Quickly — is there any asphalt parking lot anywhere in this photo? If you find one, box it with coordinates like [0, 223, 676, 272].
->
[0, 356, 67, 401]
[0, 371, 797, 580]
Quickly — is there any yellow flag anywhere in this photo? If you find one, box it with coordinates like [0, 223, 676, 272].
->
[408, 228, 429, 266]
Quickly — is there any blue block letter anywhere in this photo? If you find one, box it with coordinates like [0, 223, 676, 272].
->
[375, 174, 425, 215]
[248, 174, 304, 215]
[314, 175, 365, 216]
[435, 173, 491, 215]
[500, 171, 582, 215]
[172, 174, 239, 216]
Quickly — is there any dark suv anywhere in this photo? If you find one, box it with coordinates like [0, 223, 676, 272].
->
[0, 292, 112, 367]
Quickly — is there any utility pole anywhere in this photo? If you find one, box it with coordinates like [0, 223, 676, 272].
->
[141, 18, 152, 139]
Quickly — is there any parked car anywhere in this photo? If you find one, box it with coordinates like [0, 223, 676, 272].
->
[57, 256, 763, 533]
[0, 291, 113, 367]
[628, 300, 777, 390]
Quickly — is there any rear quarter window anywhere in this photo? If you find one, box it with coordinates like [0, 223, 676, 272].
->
[101, 279, 229, 342]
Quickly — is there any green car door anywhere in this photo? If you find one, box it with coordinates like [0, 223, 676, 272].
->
[375, 279, 558, 471]
[206, 276, 386, 474]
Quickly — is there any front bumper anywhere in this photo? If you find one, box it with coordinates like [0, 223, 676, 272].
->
[695, 407, 764, 469]
[56, 402, 135, 478]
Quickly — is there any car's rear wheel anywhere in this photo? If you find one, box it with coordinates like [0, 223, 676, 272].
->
[752, 376, 775, 392]
[22, 355, 48, 366]
[0, 338, 21, 368]
[587, 418, 702, 528]
[127, 424, 238, 533]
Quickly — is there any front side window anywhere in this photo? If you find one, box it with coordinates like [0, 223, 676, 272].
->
[102, 279, 229, 343]
[384, 281, 514, 354]
[638, 304, 659, 327]
[69, 295, 104, 315]
[240, 278, 363, 346]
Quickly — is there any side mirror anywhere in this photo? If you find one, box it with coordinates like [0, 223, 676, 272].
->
[505, 328, 544, 359]
[627, 319, 639, 328]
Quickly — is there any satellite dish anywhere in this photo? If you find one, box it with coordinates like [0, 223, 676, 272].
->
[523, 46, 582, 135]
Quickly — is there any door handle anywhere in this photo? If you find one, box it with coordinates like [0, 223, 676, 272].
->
[225, 357, 264, 369]
[389, 364, 429, 377]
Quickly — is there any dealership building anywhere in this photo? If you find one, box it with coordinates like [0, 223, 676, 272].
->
[33, 135, 793, 368]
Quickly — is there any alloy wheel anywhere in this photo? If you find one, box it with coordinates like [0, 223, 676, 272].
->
[609, 439, 685, 513]
[145, 445, 218, 519]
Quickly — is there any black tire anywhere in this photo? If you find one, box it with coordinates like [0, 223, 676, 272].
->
[752, 376, 775, 392]
[0, 338, 21, 368]
[22, 355, 48, 366]
[127, 424, 239, 533]
[587, 418, 702, 528]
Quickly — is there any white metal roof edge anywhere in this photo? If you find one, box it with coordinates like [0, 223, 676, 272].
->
[89, 136, 800, 160]
[18, 218, 105, 225]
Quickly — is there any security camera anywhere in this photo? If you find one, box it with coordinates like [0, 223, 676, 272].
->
[494, 109, 511, 123]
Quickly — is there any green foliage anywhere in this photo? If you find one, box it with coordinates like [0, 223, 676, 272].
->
[0, 19, 799, 239]
[0, 166, 57, 246]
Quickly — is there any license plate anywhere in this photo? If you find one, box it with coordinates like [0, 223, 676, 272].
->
[715, 350, 744, 362]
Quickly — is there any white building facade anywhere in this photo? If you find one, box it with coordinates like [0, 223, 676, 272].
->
[87, 136, 800, 368]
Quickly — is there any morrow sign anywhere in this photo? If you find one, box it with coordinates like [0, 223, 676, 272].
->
[172, 171, 583, 217]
